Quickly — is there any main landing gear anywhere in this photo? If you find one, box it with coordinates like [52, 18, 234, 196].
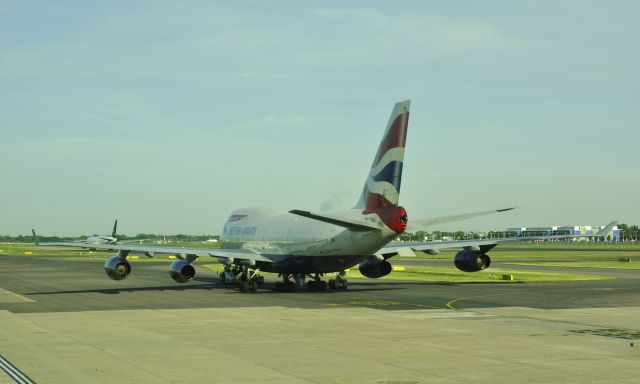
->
[219, 265, 264, 293]
[328, 271, 348, 291]
[220, 267, 348, 293]
[274, 274, 296, 292]
[274, 272, 348, 292]
[307, 274, 328, 292]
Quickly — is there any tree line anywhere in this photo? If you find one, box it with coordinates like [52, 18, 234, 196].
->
[2, 224, 638, 243]
[616, 224, 639, 241]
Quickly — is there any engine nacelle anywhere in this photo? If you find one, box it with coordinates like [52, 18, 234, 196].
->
[105, 255, 131, 281]
[454, 249, 491, 272]
[359, 260, 393, 279]
[169, 260, 196, 283]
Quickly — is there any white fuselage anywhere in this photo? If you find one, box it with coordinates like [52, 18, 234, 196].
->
[83, 235, 117, 245]
[219, 208, 397, 263]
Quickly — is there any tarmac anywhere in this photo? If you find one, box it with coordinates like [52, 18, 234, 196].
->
[1, 253, 639, 383]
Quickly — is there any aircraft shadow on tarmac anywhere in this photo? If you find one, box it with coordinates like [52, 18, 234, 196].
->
[24, 281, 406, 296]
[24, 277, 498, 297]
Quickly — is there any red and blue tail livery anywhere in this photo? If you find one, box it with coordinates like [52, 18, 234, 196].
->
[355, 101, 410, 233]
[356, 100, 410, 213]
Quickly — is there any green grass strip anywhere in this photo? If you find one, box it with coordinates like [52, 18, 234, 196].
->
[200, 264, 611, 284]
[507, 261, 640, 269]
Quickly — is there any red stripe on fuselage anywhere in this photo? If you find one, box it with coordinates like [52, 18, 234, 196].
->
[362, 193, 393, 215]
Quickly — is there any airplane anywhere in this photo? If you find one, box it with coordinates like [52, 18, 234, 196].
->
[32, 220, 142, 249]
[32, 100, 616, 292]
[82, 219, 119, 245]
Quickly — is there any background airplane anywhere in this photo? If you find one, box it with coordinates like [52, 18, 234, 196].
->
[33, 101, 615, 292]
[32, 219, 142, 249]
[82, 219, 119, 245]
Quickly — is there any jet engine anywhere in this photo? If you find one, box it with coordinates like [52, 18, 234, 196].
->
[359, 260, 392, 278]
[105, 255, 131, 280]
[454, 249, 491, 272]
[169, 260, 196, 283]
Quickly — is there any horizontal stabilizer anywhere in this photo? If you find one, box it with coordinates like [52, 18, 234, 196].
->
[289, 210, 381, 232]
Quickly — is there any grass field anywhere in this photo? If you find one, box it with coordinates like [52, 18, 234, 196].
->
[2, 242, 634, 284]
[490, 242, 639, 250]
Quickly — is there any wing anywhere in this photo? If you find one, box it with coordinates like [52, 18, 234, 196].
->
[32, 240, 272, 264]
[380, 221, 617, 258]
[380, 238, 512, 257]
[406, 207, 515, 231]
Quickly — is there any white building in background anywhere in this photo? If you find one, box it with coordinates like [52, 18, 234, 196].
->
[505, 225, 620, 240]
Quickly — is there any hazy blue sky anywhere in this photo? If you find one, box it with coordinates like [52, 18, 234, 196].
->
[1, 1, 638, 235]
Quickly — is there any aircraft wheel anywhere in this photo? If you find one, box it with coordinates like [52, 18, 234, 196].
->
[276, 281, 294, 292]
[328, 279, 336, 290]
[240, 280, 249, 292]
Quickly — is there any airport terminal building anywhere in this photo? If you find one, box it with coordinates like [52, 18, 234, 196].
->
[505, 225, 620, 240]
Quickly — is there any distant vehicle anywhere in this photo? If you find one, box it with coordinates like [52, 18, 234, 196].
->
[33, 101, 616, 292]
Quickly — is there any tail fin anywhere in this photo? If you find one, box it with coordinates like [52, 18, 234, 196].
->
[32, 229, 40, 246]
[355, 100, 410, 213]
[112, 219, 118, 237]
[596, 221, 617, 237]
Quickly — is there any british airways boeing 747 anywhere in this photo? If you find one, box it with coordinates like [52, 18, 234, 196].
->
[33, 101, 615, 292]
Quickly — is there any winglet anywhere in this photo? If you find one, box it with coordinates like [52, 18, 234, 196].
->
[112, 219, 118, 237]
[32, 229, 40, 246]
[595, 221, 617, 237]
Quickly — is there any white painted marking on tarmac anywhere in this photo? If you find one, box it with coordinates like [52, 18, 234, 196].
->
[0, 354, 37, 384]
[0, 289, 34, 304]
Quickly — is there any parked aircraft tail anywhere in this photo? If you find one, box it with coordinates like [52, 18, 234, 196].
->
[32, 229, 39, 246]
[112, 220, 118, 237]
[354, 100, 410, 214]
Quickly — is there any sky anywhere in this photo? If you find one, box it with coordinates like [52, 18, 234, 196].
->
[1, 1, 638, 236]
